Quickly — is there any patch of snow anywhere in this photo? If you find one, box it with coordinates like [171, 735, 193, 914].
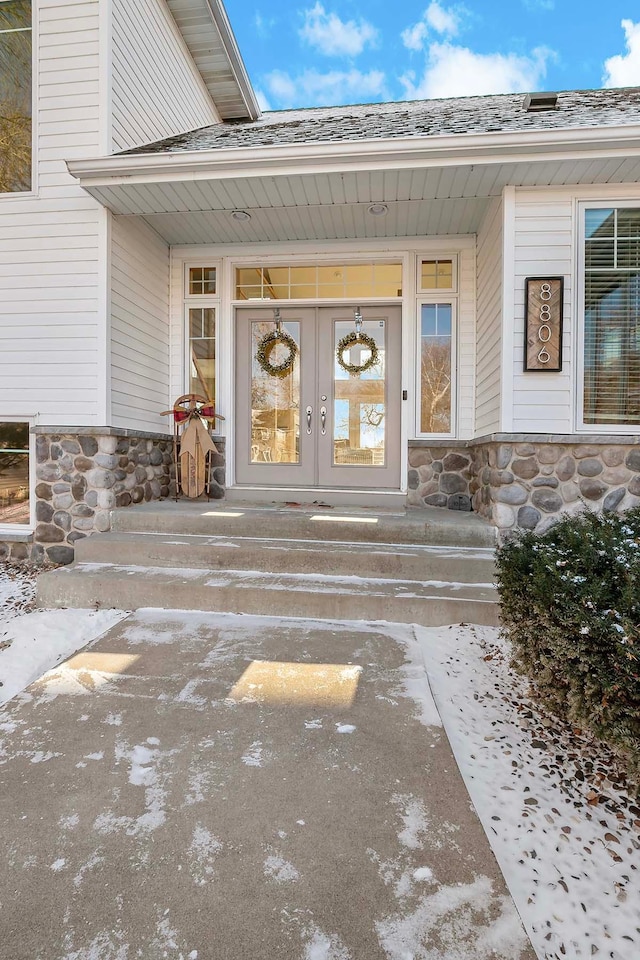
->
[264, 853, 300, 883]
[73, 850, 103, 889]
[412, 867, 434, 882]
[84, 752, 104, 761]
[302, 927, 352, 960]
[0, 563, 37, 623]
[394, 795, 429, 851]
[0, 608, 128, 707]
[188, 824, 222, 886]
[104, 713, 122, 726]
[416, 622, 640, 960]
[50, 858, 66, 872]
[376, 876, 528, 960]
[59, 814, 79, 831]
[305, 718, 323, 729]
[335, 723, 356, 734]
[242, 741, 264, 767]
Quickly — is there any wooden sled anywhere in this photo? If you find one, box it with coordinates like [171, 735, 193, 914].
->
[160, 394, 225, 499]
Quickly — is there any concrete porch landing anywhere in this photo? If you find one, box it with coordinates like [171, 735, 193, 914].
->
[37, 502, 499, 626]
[0, 610, 534, 959]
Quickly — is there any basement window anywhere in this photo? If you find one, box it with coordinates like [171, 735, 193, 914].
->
[0, 421, 30, 525]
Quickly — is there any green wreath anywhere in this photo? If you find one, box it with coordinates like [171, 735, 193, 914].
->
[256, 329, 298, 378]
[336, 331, 379, 375]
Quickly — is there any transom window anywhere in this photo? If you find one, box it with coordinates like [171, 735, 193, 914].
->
[0, 421, 29, 525]
[419, 259, 454, 291]
[235, 262, 402, 301]
[189, 267, 216, 295]
[583, 207, 640, 426]
[0, 1, 31, 194]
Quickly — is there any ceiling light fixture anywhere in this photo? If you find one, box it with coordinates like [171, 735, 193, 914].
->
[367, 203, 388, 216]
[231, 210, 251, 221]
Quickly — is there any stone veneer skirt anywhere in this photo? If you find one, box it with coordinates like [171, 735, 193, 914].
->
[0, 429, 226, 564]
[408, 436, 640, 536]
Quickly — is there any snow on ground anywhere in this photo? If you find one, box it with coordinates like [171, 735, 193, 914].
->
[0, 559, 128, 708]
[416, 623, 640, 960]
[0, 561, 37, 624]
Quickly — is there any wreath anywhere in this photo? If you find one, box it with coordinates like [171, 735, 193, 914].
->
[256, 329, 298, 378]
[336, 331, 379, 375]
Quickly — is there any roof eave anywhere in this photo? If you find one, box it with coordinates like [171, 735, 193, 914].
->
[165, 0, 261, 121]
[67, 123, 640, 185]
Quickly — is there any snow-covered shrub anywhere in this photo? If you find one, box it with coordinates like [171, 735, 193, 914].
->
[497, 508, 640, 780]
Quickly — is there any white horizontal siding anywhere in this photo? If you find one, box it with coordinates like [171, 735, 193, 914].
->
[511, 189, 574, 433]
[457, 246, 476, 439]
[111, 0, 219, 152]
[110, 216, 171, 432]
[475, 198, 502, 435]
[0, 0, 102, 425]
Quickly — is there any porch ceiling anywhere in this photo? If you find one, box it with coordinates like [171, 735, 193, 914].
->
[79, 154, 640, 244]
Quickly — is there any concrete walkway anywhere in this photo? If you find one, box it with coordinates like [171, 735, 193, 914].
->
[0, 611, 535, 960]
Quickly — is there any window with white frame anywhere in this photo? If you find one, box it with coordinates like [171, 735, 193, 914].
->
[583, 207, 640, 427]
[0, 1, 31, 194]
[185, 265, 219, 404]
[0, 421, 30, 525]
[417, 256, 457, 436]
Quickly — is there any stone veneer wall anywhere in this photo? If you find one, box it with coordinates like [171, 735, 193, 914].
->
[407, 445, 473, 512]
[408, 436, 640, 536]
[0, 430, 226, 565]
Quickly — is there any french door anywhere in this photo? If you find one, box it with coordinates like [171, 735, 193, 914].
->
[235, 305, 401, 489]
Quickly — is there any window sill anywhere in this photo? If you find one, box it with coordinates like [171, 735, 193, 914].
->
[0, 529, 34, 543]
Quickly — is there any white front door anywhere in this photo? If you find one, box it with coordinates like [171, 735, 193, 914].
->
[235, 305, 402, 490]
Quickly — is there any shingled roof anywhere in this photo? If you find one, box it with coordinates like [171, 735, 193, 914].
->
[122, 87, 640, 156]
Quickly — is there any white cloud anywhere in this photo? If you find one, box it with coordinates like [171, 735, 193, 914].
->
[254, 12, 276, 38]
[255, 88, 272, 111]
[402, 2, 461, 52]
[299, 2, 378, 57]
[264, 67, 387, 108]
[400, 42, 552, 99]
[603, 19, 640, 88]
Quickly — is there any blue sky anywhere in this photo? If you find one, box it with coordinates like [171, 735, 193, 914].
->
[224, 1, 640, 111]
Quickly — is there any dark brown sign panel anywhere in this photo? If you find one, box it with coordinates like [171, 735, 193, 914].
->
[524, 277, 564, 372]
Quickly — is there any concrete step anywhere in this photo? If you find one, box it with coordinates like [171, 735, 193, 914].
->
[110, 501, 497, 548]
[74, 531, 496, 584]
[37, 562, 499, 627]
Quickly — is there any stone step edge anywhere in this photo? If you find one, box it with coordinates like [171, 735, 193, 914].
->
[47, 562, 497, 599]
[81, 530, 496, 558]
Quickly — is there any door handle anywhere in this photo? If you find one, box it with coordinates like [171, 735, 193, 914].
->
[320, 406, 327, 435]
[306, 405, 313, 434]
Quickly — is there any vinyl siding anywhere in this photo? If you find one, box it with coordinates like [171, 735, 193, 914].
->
[457, 245, 476, 439]
[110, 215, 171, 432]
[511, 189, 574, 433]
[111, 0, 219, 152]
[0, 0, 102, 425]
[475, 198, 503, 435]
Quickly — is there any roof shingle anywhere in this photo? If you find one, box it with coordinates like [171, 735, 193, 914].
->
[121, 87, 640, 156]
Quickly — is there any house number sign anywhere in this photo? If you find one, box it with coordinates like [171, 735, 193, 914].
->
[524, 277, 563, 372]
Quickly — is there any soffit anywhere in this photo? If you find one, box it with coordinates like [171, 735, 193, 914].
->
[164, 0, 260, 120]
[83, 156, 640, 243]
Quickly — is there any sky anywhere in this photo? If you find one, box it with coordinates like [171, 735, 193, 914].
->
[223, 0, 640, 112]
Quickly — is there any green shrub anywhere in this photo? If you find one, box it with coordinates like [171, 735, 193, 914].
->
[496, 507, 640, 781]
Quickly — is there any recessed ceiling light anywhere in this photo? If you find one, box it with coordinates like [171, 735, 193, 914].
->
[231, 210, 251, 221]
[367, 203, 388, 216]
